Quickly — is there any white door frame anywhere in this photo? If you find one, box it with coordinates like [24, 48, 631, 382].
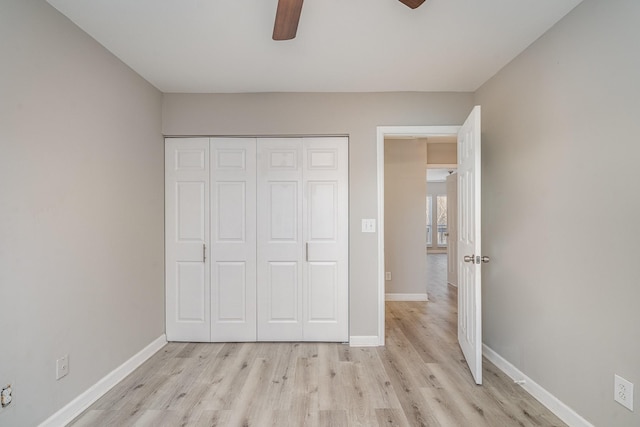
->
[376, 126, 460, 345]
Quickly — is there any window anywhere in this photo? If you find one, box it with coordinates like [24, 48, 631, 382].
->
[426, 196, 432, 246]
[437, 195, 447, 246]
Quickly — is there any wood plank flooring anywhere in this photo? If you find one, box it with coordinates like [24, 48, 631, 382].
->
[69, 254, 566, 426]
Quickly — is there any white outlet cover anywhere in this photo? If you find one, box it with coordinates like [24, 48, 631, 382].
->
[614, 374, 634, 411]
[56, 355, 69, 380]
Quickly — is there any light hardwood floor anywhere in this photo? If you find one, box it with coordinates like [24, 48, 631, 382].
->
[69, 255, 565, 426]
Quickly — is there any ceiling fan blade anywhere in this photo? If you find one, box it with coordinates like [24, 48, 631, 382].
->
[273, 0, 304, 41]
[398, 0, 426, 9]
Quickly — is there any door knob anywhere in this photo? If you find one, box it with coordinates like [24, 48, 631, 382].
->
[444, 232, 449, 237]
[464, 255, 475, 263]
[481, 256, 490, 263]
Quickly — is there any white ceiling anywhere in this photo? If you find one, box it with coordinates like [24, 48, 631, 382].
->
[47, 0, 583, 93]
[427, 169, 455, 182]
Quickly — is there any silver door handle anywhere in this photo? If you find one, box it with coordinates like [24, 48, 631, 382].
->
[464, 255, 475, 263]
[481, 256, 490, 263]
[305, 242, 309, 262]
[203, 243, 206, 263]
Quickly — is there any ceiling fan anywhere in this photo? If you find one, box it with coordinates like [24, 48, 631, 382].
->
[273, 0, 427, 41]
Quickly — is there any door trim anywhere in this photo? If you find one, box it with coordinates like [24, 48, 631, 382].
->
[376, 126, 460, 346]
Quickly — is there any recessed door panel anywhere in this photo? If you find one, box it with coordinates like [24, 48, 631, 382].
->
[216, 149, 246, 170]
[216, 262, 247, 321]
[216, 182, 246, 242]
[269, 150, 298, 170]
[308, 262, 338, 321]
[269, 182, 298, 241]
[309, 181, 337, 241]
[268, 262, 298, 322]
[176, 149, 206, 170]
[177, 182, 205, 242]
[176, 262, 206, 321]
[307, 149, 338, 170]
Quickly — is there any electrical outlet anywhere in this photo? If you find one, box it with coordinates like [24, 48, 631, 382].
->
[385, 272, 392, 281]
[0, 384, 12, 408]
[614, 374, 634, 411]
[56, 355, 69, 380]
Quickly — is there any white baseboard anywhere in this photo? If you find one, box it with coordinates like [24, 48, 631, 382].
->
[349, 336, 381, 347]
[39, 334, 167, 427]
[385, 293, 429, 301]
[483, 344, 594, 427]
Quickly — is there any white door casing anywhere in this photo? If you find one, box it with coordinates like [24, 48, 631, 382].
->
[457, 106, 483, 384]
[210, 138, 257, 341]
[446, 173, 458, 287]
[165, 138, 211, 342]
[302, 137, 349, 342]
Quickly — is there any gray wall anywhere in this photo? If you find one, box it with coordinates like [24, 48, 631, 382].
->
[475, 0, 640, 425]
[0, 1, 164, 426]
[384, 139, 427, 296]
[163, 92, 475, 337]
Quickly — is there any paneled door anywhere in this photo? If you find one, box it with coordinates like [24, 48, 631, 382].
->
[165, 138, 210, 341]
[257, 138, 305, 340]
[210, 138, 257, 341]
[302, 138, 349, 341]
[166, 137, 349, 343]
[457, 106, 484, 384]
[257, 137, 349, 342]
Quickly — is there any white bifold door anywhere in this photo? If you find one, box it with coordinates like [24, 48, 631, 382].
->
[166, 137, 348, 343]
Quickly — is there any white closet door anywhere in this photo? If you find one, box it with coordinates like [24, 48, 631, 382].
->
[210, 138, 257, 341]
[165, 138, 210, 342]
[303, 137, 349, 341]
[257, 138, 305, 340]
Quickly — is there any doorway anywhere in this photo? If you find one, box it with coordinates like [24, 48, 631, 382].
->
[376, 126, 460, 345]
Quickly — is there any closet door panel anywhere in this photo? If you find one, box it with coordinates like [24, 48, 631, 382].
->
[303, 137, 349, 342]
[210, 138, 257, 342]
[257, 138, 304, 341]
[165, 138, 211, 342]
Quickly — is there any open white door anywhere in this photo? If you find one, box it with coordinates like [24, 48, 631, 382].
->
[457, 106, 486, 385]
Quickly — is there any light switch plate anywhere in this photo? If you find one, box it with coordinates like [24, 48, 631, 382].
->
[361, 219, 376, 233]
